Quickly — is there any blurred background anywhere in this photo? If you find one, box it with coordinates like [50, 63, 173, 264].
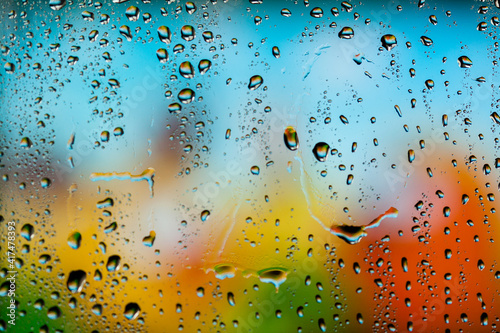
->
[1, 0, 499, 332]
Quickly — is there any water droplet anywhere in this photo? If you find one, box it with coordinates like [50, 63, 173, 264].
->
[284, 126, 299, 151]
[477, 22, 487, 31]
[168, 103, 182, 114]
[338, 27, 354, 39]
[49, 0, 66, 10]
[185, 2, 196, 14]
[381, 34, 397, 51]
[198, 59, 211, 74]
[20, 137, 33, 148]
[251, 166, 260, 175]
[97, 198, 114, 209]
[392, 105, 403, 118]
[457, 55, 472, 68]
[443, 206, 451, 217]
[478, 259, 485, 271]
[157, 26, 171, 44]
[408, 149, 415, 163]
[420, 36, 433, 46]
[47, 306, 61, 319]
[124, 303, 141, 320]
[201, 210, 210, 222]
[179, 61, 195, 78]
[125, 6, 139, 21]
[106, 255, 121, 272]
[178, 88, 195, 104]
[156, 48, 168, 63]
[200, 31, 213, 43]
[225, 129, 231, 140]
[21, 224, 34, 241]
[425, 79, 434, 89]
[281, 8, 291, 17]
[142, 231, 156, 247]
[67, 270, 86, 293]
[258, 268, 288, 292]
[357, 313, 364, 324]
[481, 313, 489, 326]
[310, 7, 323, 18]
[401, 257, 408, 272]
[272, 46, 280, 58]
[4, 62, 15, 74]
[68, 232, 82, 249]
[227, 292, 235, 306]
[92, 304, 103, 316]
[196, 287, 204, 297]
[113, 127, 124, 137]
[445, 249, 452, 259]
[353, 262, 361, 274]
[39, 177, 51, 188]
[119, 25, 132, 41]
[318, 318, 326, 332]
[339, 115, 349, 124]
[330, 207, 398, 244]
[213, 263, 237, 279]
[181, 25, 195, 41]
[248, 75, 263, 90]
[312, 142, 330, 162]
[429, 15, 437, 25]
[490, 112, 500, 124]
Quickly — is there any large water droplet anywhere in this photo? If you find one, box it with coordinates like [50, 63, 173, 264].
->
[21, 224, 34, 241]
[67, 270, 86, 293]
[47, 306, 61, 319]
[124, 303, 141, 320]
[156, 48, 168, 63]
[310, 7, 323, 18]
[181, 25, 195, 41]
[106, 255, 121, 272]
[142, 231, 156, 247]
[125, 6, 139, 21]
[49, 0, 66, 10]
[283, 126, 299, 151]
[214, 264, 237, 279]
[179, 61, 195, 78]
[198, 59, 211, 74]
[272, 46, 280, 58]
[68, 232, 82, 249]
[248, 75, 263, 90]
[157, 26, 171, 44]
[281, 8, 291, 17]
[338, 27, 354, 39]
[119, 25, 132, 41]
[178, 88, 195, 104]
[312, 142, 330, 162]
[258, 268, 288, 292]
[200, 210, 210, 222]
[381, 34, 397, 51]
[420, 36, 433, 46]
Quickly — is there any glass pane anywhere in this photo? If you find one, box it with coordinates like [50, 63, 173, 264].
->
[0, 1, 498, 332]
